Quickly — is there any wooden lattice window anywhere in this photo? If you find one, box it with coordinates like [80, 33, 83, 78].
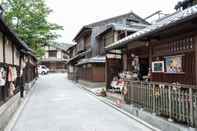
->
[169, 37, 193, 53]
[48, 50, 57, 57]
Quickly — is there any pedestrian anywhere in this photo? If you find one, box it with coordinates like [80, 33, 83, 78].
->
[20, 67, 25, 98]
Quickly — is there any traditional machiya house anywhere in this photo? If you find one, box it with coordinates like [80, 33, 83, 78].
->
[66, 44, 77, 80]
[105, 3, 197, 128]
[67, 12, 149, 85]
[0, 11, 37, 130]
[40, 43, 70, 72]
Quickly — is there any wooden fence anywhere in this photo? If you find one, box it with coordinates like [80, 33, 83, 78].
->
[126, 81, 197, 127]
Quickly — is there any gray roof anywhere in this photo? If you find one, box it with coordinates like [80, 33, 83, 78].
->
[50, 43, 73, 51]
[40, 58, 67, 63]
[0, 17, 32, 52]
[76, 56, 106, 66]
[67, 49, 91, 63]
[0, 16, 37, 60]
[73, 11, 150, 41]
[105, 5, 197, 50]
[97, 23, 147, 37]
[112, 23, 146, 31]
[86, 11, 149, 28]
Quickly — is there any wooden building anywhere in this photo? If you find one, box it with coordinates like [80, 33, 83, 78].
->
[40, 43, 70, 72]
[0, 14, 37, 105]
[105, 4, 197, 128]
[66, 12, 149, 85]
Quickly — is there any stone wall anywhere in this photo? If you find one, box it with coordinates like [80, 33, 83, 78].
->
[0, 93, 21, 131]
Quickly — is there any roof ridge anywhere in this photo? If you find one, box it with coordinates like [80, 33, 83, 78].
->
[86, 11, 149, 27]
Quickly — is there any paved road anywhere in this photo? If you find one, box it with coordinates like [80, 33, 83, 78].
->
[12, 73, 154, 131]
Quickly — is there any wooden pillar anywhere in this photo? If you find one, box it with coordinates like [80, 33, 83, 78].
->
[114, 31, 118, 42]
[3, 34, 5, 63]
[194, 36, 197, 85]
[148, 41, 152, 81]
[194, 36, 197, 127]
[105, 54, 108, 90]
[125, 30, 128, 37]
[123, 47, 128, 71]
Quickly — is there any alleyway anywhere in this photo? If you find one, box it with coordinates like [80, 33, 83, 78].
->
[12, 73, 154, 131]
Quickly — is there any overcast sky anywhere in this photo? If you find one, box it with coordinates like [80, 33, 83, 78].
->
[47, 0, 180, 44]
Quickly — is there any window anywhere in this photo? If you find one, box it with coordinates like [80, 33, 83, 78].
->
[84, 35, 91, 49]
[48, 50, 57, 57]
[152, 61, 164, 73]
[103, 31, 114, 47]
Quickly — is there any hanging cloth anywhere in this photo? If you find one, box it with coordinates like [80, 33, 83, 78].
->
[0, 67, 6, 79]
[0, 67, 6, 86]
[9, 82, 15, 96]
[0, 72, 5, 86]
[8, 66, 14, 82]
[13, 67, 17, 80]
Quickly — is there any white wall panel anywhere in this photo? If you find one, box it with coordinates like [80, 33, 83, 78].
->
[5, 38, 13, 64]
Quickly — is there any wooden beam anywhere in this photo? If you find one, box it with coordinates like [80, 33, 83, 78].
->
[3, 34, 5, 63]
[149, 42, 152, 81]
[107, 51, 122, 55]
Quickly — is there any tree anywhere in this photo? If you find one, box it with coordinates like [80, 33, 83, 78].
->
[1, 0, 63, 59]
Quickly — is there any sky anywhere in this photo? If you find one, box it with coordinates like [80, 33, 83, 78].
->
[46, 0, 180, 44]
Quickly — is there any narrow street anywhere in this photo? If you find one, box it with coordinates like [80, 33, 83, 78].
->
[12, 73, 154, 131]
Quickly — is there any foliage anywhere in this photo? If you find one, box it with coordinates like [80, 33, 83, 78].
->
[1, 0, 63, 58]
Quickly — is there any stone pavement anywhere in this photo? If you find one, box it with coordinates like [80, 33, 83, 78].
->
[12, 73, 155, 131]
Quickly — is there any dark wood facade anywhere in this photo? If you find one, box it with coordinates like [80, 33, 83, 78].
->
[105, 5, 197, 86]
[150, 35, 196, 85]
[105, 5, 197, 127]
[0, 17, 37, 105]
[67, 12, 149, 83]
[124, 34, 196, 85]
[77, 63, 105, 82]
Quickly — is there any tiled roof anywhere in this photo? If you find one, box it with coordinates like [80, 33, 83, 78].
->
[96, 23, 147, 37]
[105, 5, 197, 50]
[67, 49, 91, 63]
[76, 56, 106, 66]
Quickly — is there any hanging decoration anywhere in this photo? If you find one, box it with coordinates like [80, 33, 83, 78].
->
[8, 66, 14, 82]
[9, 82, 15, 96]
[0, 66, 6, 86]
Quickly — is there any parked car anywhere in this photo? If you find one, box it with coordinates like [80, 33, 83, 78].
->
[38, 65, 49, 75]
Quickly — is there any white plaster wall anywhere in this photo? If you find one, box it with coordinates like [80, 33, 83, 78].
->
[57, 50, 61, 59]
[14, 46, 20, 66]
[69, 65, 73, 73]
[45, 51, 49, 59]
[0, 35, 3, 63]
[5, 39, 12, 64]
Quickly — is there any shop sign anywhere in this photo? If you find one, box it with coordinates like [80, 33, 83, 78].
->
[165, 55, 183, 74]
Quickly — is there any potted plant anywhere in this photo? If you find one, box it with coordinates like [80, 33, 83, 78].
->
[100, 88, 107, 97]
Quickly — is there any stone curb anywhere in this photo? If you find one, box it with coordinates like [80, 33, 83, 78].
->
[4, 80, 38, 131]
[75, 83, 161, 131]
